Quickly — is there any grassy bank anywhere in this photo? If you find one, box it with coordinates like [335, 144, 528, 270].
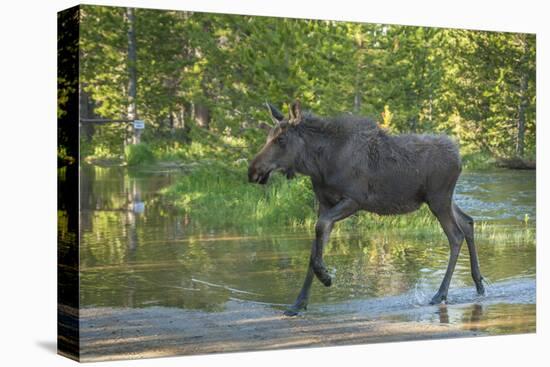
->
[162, 161, 317, 229]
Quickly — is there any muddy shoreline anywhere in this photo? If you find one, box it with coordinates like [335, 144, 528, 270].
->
[77, 278, 536, 362]
[79, 302, 479, 362]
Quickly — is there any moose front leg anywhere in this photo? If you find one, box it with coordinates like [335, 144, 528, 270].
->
[284, 201, 330, 317]
[284, 258, 315, 316]
[284, 198, 358, 316]
[311, 198, 359, 287]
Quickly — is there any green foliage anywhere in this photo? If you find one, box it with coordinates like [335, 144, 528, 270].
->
[125, 143, 155, 165]
[437, 31, 536, 158]
[78, 6, 536, 164]
[58, 7, 80, 164]
[80, 6, 128, 118]
[461, 151, 497, 171]
[81, 123, 126, 160]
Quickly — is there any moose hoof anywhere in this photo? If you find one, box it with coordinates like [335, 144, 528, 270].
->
[314, 269, 332, 287]
[321, 275, 332, 287]
[430, 293, 447, 305]
[283, 308, 301, 317]
[283, 302, 307, 317]
[476, 284, 486, 296]
[312, 261, 333, 287]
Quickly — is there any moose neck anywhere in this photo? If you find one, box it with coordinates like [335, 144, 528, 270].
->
[293, 126, 334, 183]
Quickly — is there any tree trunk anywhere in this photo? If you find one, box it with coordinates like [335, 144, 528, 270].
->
[428, 93, 433, 125]
[194, 102, 210, 129]
[126, 7, 139, 144]
[171, 105, 186, 130]
[517, 75, 527, 157]
[169, 109, 175, 130]
[516, 34, 528, 158]
[79, 86, 95, 142]
[353, 35, 364, 115]
[409, 116, 418, 132]
[353, 71, 361, 115]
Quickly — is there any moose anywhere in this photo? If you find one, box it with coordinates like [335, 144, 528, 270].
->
[248, 100, 486, 316]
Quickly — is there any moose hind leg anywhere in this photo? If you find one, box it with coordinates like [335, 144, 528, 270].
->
[453, 203, 485, 296]
[429, 199, 465, 304]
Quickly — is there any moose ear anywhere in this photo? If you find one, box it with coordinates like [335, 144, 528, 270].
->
[289, 100, 302, 125]
[265, 102, 284, 124]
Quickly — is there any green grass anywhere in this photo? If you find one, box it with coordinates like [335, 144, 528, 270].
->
[125, 143, 155, 166]
[162, 161, 316, 229]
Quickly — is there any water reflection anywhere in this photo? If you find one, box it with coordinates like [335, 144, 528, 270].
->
[391, 301, 536, 335]
[435, 303, 482, 326]
[78, 165, 536, 334]
[425, 302, 535, 334]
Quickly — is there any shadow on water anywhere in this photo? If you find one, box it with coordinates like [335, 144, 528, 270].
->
[74, 164, 536, 341]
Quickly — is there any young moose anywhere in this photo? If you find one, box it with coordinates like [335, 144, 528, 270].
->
[248, 101, 485, 316]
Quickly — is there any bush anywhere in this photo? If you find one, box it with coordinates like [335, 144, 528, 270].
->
[461, 151, 496, 170]
[162, 162, 316, 229]
[124, 143, 155, 166]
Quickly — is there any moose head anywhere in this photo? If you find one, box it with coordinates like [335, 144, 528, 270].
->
[248, 101, 304, 184]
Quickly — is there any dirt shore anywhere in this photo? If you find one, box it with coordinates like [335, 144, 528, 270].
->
[79, 300, 479, 362]
[75, 278, 536, 362]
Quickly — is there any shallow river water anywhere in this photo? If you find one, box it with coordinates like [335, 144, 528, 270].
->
[73, 165, 536, 360]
